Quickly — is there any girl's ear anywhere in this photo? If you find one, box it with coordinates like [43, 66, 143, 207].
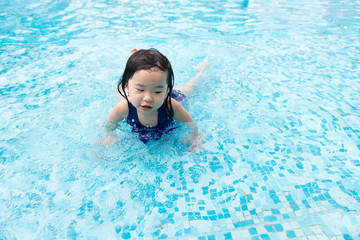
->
[124, 83, 129, 96]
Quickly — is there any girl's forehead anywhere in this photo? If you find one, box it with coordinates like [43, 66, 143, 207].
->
[130, 69, 168, 86]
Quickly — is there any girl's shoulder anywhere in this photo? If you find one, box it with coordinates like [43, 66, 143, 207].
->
[169, 98, 193, 123]
[170, 98, 182, 109]
[108, 99, 129, 122]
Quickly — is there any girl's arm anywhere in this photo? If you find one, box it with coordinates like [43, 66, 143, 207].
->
[101, 100, 129, 146]
[108, 99, 129, 122]
[172, 100, 193, 123]
[172, 100, 204, 151]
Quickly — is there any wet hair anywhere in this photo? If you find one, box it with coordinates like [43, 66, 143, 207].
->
[118, 48, 175, 118]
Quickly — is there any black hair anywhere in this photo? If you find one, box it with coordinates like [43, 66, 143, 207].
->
[117, 48, 175, 118]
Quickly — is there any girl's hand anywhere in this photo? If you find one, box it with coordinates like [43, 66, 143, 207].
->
[99, 135, 118, 148]
[185, 133, 206, 152]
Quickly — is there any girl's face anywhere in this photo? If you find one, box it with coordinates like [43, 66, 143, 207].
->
[125, 68, 168, 115]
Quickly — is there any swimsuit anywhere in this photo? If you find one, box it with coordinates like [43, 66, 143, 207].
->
[126, 89, 186, 143]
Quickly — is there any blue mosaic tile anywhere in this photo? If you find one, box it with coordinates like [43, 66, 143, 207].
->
[264, 216, 277, 222]
[184, 228, 191, 234]
[271, 209, 280, 215]
[121, 232, 131, 239]
[343, 234, 354, 240]
[260, 234, 271, 240]
[274, 224, 283, 232]
[286, 230, 296, 238]
[264, 225, 275, 232]
[224, 232, 233, 240]
[247, 219, 255, 225]
[249, 227, 258, 235]
[207, 234, 216, 240]
[175, 230, 182, 237]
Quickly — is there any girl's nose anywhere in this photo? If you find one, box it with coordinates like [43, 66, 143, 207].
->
[143, 92, 153, 102]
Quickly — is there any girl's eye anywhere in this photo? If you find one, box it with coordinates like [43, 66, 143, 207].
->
[136, 89, 144, 92]
[155, 91, 163, 94]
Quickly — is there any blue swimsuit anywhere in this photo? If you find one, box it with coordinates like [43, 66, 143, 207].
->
[126, 90, 186, 143]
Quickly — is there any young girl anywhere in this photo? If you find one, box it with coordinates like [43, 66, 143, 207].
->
[104, 48, 209, 151]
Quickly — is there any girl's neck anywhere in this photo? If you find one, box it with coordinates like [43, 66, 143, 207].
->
[137, 109, 158, 127]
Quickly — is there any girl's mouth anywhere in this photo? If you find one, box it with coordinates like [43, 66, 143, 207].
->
[140, 105, 153, 110]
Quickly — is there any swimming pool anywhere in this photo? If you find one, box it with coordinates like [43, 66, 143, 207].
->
[1, 0, 360, 239]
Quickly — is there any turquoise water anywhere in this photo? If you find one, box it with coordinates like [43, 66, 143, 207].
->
[1, 0, 360, 239]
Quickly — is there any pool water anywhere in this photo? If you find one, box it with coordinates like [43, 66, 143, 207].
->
[1, 0, 360, 239]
